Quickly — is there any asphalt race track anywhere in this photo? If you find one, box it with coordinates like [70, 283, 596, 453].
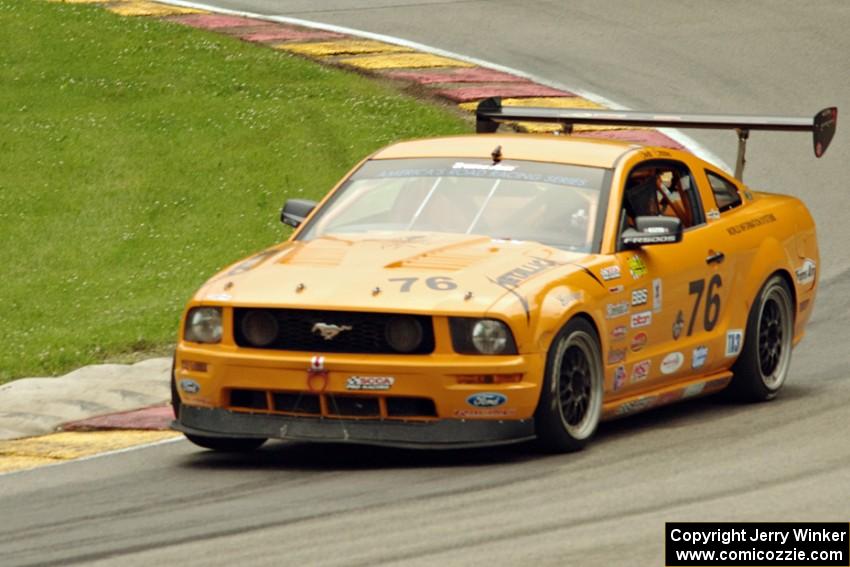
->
[2, 2, 849, 565]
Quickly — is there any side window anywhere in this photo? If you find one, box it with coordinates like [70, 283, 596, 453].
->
[622, 160, 704, 230]
[706, 171, 742, 212]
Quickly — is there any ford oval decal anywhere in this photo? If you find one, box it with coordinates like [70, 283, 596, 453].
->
[179, 379, 200, 394]
[466, 392, 508, 408]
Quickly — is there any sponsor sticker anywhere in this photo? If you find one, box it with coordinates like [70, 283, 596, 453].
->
[616, 396, 656, 416]
[658, 391, 681, 405]
[556, 292, 581, 307]
[631, 359, 651, 383]
[206, 293, 232, 301]
[692, 346, 709, 369]
[682, 382, 706, 399]
[795, 259, 816, 285]
[179, 379, 200, 394]
[623, 233, 677, 245]
[652, 278, 662, 312]
[496, 257, 559, 288]
[630, 332, 648, 352]
[601, 265, 621, 281]
[672, 310, 685, 340]
[346, 376, 395, 391]
[660, 352, 684, 375]
[630, 310, 652, 328]
[725, 330, 744, 357]
[631, 288, 648, 306]
[466, 392, 508, 408]
[628, 255, 648, 279]
[607, 348, 626, 364]
[706, 208, 721, 221]
[613, 365, 626, 391]
[609, 284, 625, 294]
[454, 408, 517, 418]
[606, 301, 629, 319]
[611, 325, 627, 340]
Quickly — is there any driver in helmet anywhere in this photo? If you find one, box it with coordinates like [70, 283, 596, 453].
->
[624, 169, 661, 224]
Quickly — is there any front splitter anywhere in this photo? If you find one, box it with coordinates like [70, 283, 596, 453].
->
[174, 405, 536, 450]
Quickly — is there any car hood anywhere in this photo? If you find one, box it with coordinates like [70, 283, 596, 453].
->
[195, 232, 592, 314]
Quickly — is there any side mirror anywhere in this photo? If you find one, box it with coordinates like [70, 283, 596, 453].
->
[281, 199, 317, 228]
[621, 216, 683, 248]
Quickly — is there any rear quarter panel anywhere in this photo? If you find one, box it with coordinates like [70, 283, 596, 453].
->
[709, 190, 818, 346]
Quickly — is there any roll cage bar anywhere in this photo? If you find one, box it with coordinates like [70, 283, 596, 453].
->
[475, 97, 837, 180]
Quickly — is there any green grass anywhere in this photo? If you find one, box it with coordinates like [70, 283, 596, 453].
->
[0, 0, 467, 382]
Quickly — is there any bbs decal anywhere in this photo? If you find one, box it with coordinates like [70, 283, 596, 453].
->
[687, 275, 721, 336]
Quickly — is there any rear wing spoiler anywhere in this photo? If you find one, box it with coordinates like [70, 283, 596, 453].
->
[475, 97, 837, 179]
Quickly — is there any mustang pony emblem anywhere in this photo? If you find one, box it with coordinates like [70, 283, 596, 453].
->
[312, 323, 353, 340]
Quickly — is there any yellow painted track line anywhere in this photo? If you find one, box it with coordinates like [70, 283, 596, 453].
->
[49, 0, 111, 4]
[107, 1, 204, 16]
[338, 53, 475, 70]
[0, 431, 180, 474]
[458, 96, 647, 133]
[276, 39, 413, 57]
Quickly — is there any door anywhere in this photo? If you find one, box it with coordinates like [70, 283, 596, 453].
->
[609, 159, 736, 397]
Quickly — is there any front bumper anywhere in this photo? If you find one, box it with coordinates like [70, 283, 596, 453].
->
[175, 345, 545, 420]
[174, 405, 535, 450]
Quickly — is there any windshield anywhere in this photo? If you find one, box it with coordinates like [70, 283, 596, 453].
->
[298, 158, 608, 251]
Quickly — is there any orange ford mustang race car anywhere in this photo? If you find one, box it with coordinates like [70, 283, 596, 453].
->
[171, 99, 837, 453]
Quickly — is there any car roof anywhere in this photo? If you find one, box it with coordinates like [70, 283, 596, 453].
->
[371, 133, 639, 169]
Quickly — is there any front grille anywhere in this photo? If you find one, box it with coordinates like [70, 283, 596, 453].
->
[234, 308, 435, 354]
[226, 388, 437, 419]
[230, 389, 268, 410]
[386, 397, 437, 418]
[326, 396, 380, 417]
[272, 392, 321, 415]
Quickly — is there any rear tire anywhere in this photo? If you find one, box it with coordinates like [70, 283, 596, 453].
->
[184, 434, 267, 452]
[727, 275, 794, 402]
[534, 318, 603, 453]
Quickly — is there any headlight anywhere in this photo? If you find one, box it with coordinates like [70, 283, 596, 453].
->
[385, 317, 424, 353]
[241, 310, 279, 347]
[449, 318, 517, 355]
[184, 307, 222, 343]
[472, 320, 509, 354]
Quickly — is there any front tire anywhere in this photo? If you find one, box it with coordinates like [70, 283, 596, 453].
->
[727, 275, 794, 402]
[534, 318, 603, 453]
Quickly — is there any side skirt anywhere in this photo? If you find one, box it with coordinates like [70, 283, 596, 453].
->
[601, 371, 732, 421]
